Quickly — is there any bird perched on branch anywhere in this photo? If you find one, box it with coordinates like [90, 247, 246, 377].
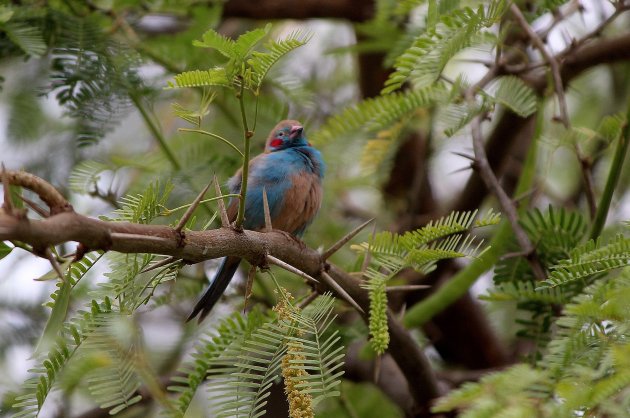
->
[187, 120, 325, 322]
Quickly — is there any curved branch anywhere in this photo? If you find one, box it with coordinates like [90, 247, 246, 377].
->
[0, 169, 441, 414]
[3, 170, 72, 215]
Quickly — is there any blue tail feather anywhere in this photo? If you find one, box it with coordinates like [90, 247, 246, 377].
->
[186, 256, 241, 322]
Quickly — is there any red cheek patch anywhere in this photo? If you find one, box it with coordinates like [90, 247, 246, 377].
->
[270, 139, 283, 148]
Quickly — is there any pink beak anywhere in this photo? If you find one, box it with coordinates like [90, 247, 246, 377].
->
[289, 125, 303, 140]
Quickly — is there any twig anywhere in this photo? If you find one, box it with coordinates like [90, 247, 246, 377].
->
[178, 128, 244, 157]
[557, 2, 630, 59]
[45, 247, 65, 281]
[266, 254, 319, 285]
[130, 93, 181, 171]
[213, 175, 231, 228]
[578, 155, 597, 219]
[538, 0, 581, 41]
[297, 291, 319, 309]
[10, 240, 33, 254]
[244, 265, 256, 311]
[1, 164, 15, 215]
[2, 169, 71, 214]
[360, 223, 377, 273]
[510, 4, 570, 128]
[89, 186, 121, 209]
[140, 256, 179, 274]
[320, 271, 365, 314]
[322, 218, 374, 261]
[235, 78, 253, 230]
[174, 183, 210, 233]
[386, 285, 430, 292]
[166, 194, 240, 214]
[468, 112, 545, 281]
[373, 356, 383, 385]
[262, 187, 272, 232]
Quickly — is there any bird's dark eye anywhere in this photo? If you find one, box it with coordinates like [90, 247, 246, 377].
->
[278, 132, 284, 137]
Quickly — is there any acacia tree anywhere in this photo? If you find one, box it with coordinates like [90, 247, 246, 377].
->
[1, 0, 630, 417]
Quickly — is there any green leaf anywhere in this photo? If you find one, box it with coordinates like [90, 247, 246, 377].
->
[2, 21, 47, 57]
[233, 23, 272, 58]
[540, 235, 630, 289]
[383, 1, 506, 93]
[0, 241, 13, 260]
[248, 31, 309, 90]
[167, 68, 232, 89]
[487, 76, 538, 117]
[68, 161, 112, 195]
[35, 279, 72, 356]
[314, 85, 446, 145]
[193, 28, 236, 57]
[12, 299, 114, 418]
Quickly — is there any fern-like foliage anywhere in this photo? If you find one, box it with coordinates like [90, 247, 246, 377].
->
[0, 18, 46, 57]
[382, 0, 507, 93]
[68, 161, 114, 195]
[48, 13, 144, 146]
[247, 32, 310, 92]
[283, 294, 345, 404]
[165, 293, 344, 418]
[166, 313, 261, 418]
[360, 119, 408, 174]
[355, 210, 499, 352]
[436, 270, 630, 417]
[540, 234, 630, 288]
[168, 24, 307, 95]
[203, 318, 288, 418]
[80, 314, 143, 414]
[354, 209, 498, 276]
[167, 67, 231, 89]
[104, 180, 173, 223]
[313, 85, 447, 145]
[37, 251, 105, 349]
[432, 364, 547, 416]
[485, 76, 538, 117]
[487, 206, 590, 357]
[95, 181, 180, 309]
[12, 299, 115, 417]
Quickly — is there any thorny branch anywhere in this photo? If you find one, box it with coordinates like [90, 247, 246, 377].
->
[0, 169, 440, 413]
[510, 4, 570, 128]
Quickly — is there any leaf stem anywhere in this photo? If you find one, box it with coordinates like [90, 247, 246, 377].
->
[178, 128, 244, 157]
[164, 194, 241, 215]
[131, 94, 181, 171]
[589, 97, 630, 239]
[235, 79, 253, 230]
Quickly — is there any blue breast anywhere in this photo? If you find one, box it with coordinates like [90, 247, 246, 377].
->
[229, 146, 325, 231]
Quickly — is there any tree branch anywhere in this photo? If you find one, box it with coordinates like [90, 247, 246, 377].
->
[510, 4, 570, 128]
[223, 0, 375, 22]
[0, 169, 440, 414]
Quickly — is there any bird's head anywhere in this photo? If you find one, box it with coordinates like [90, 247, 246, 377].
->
[265, 120, 309, 152]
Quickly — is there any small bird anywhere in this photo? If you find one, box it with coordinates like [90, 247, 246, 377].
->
[187, 120, 325, 322]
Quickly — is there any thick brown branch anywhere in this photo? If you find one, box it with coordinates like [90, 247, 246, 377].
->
[525, 32, 630, 92]
[223, 0, 374, 22]
[2, 170, 72, 215]
[0, 172, 441, 414]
